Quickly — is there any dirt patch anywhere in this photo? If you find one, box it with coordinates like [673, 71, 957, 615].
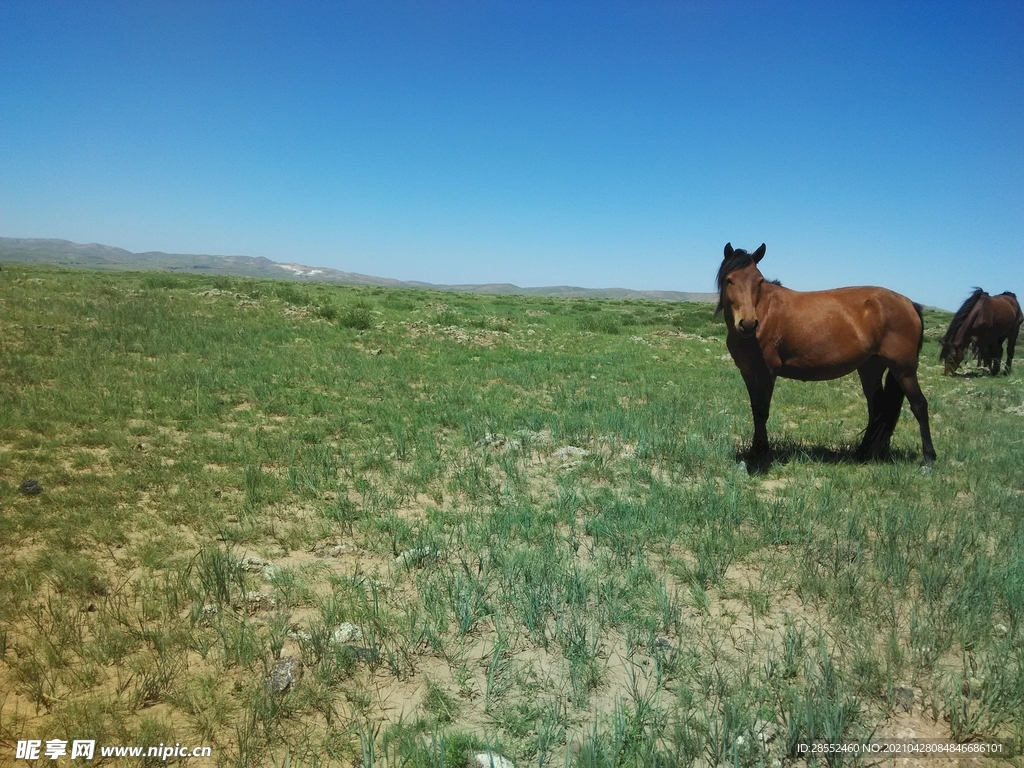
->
[759, 477, 791, 501]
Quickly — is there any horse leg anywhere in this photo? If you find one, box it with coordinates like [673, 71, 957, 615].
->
[991, 340, 1004, 376]
[742, 371, 775, 463]
[856, 358, 886, 460]
[887, 366, 936, 467]
[1005, 330, 1018, 375]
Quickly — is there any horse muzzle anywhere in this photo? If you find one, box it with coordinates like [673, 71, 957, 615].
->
[736, 319, 759, 338]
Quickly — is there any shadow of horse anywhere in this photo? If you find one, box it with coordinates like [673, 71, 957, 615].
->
[944, 370, 993, 380]
[737, 439, 921, 475]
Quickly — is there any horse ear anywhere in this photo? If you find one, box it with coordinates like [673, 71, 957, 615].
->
[753, 243, 766, 263]
[724, 243, 734, 259]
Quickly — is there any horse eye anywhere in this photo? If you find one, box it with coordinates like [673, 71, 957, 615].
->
[725, 278, 733, 286]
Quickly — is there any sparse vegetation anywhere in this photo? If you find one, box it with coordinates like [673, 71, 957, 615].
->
[1, 264, 1022, 766]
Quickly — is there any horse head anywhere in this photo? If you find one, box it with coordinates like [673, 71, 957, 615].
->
[939, 288, 989, 375]
[717, 242, 767, 338]
[942, 345, 965, 375]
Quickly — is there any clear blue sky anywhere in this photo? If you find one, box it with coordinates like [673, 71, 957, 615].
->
[1, 1, 1021, 310]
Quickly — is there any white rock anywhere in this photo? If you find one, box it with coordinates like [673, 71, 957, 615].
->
[332, 622, 363, 644]
[554, 446, 588, 461]
[467, 753, 515, 768]
[395, 547, 438, 568]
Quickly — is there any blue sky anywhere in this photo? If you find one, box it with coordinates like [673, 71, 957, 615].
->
[1, 1, 1021, 310]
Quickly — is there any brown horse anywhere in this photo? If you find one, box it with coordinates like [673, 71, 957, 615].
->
[939, 289, 1022, 376]
[717, 243, 936, 467]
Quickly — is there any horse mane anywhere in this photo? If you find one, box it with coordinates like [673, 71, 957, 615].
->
[768, 278, 782, 286]
[939, 288, 987, 362]
[715, 248, 758, 316]
[997, 291, 1017, 299]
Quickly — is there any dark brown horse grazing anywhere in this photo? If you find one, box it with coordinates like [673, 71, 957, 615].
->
[717, 243, 936, 467]
[939, 289, 1022, 376]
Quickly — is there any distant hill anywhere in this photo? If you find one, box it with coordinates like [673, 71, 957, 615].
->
[0, 237, 717, 303]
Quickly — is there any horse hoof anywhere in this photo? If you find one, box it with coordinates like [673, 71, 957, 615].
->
[920, 464, 934, 476]
[736, 460, 748, 474]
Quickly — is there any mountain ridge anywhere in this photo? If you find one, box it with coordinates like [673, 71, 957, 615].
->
[0, 237, 717, 303]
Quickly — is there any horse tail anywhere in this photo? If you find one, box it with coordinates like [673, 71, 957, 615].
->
[862, 368, 908, 459]
[913, 301, 924, 354]
[939, 288, 986, 362]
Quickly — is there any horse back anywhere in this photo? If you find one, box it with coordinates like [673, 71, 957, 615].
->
[990, 293, 1024, 332]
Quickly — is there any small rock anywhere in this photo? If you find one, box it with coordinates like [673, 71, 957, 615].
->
[554, 446, 588, 460]
[515, 429, 552, 445]
[311, 540, 355, 557]
[467, 752, 515, 768]
[287, 628, 312, 643]
[894, 686, 914, 713]
[239, 591, 276, 613]
[19, 479, 43, 495]
[332, 622, 363, 645]
[962, 677, 984, 698]
[554, 445, 588, 468]
[752, 718, 777, 747]
[264, 656, 303, 693]
[994, 623, 1009, 637]
[239, 557, 279, 581]
[480, 432, 519, 451]
[395, 547, 438, 568]
[479, 432, 499, 445]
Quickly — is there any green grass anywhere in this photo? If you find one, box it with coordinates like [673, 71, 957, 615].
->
[1, 264, 1023, 766]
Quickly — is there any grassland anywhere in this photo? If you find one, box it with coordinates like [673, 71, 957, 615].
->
[1, 264, 1022, 767]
